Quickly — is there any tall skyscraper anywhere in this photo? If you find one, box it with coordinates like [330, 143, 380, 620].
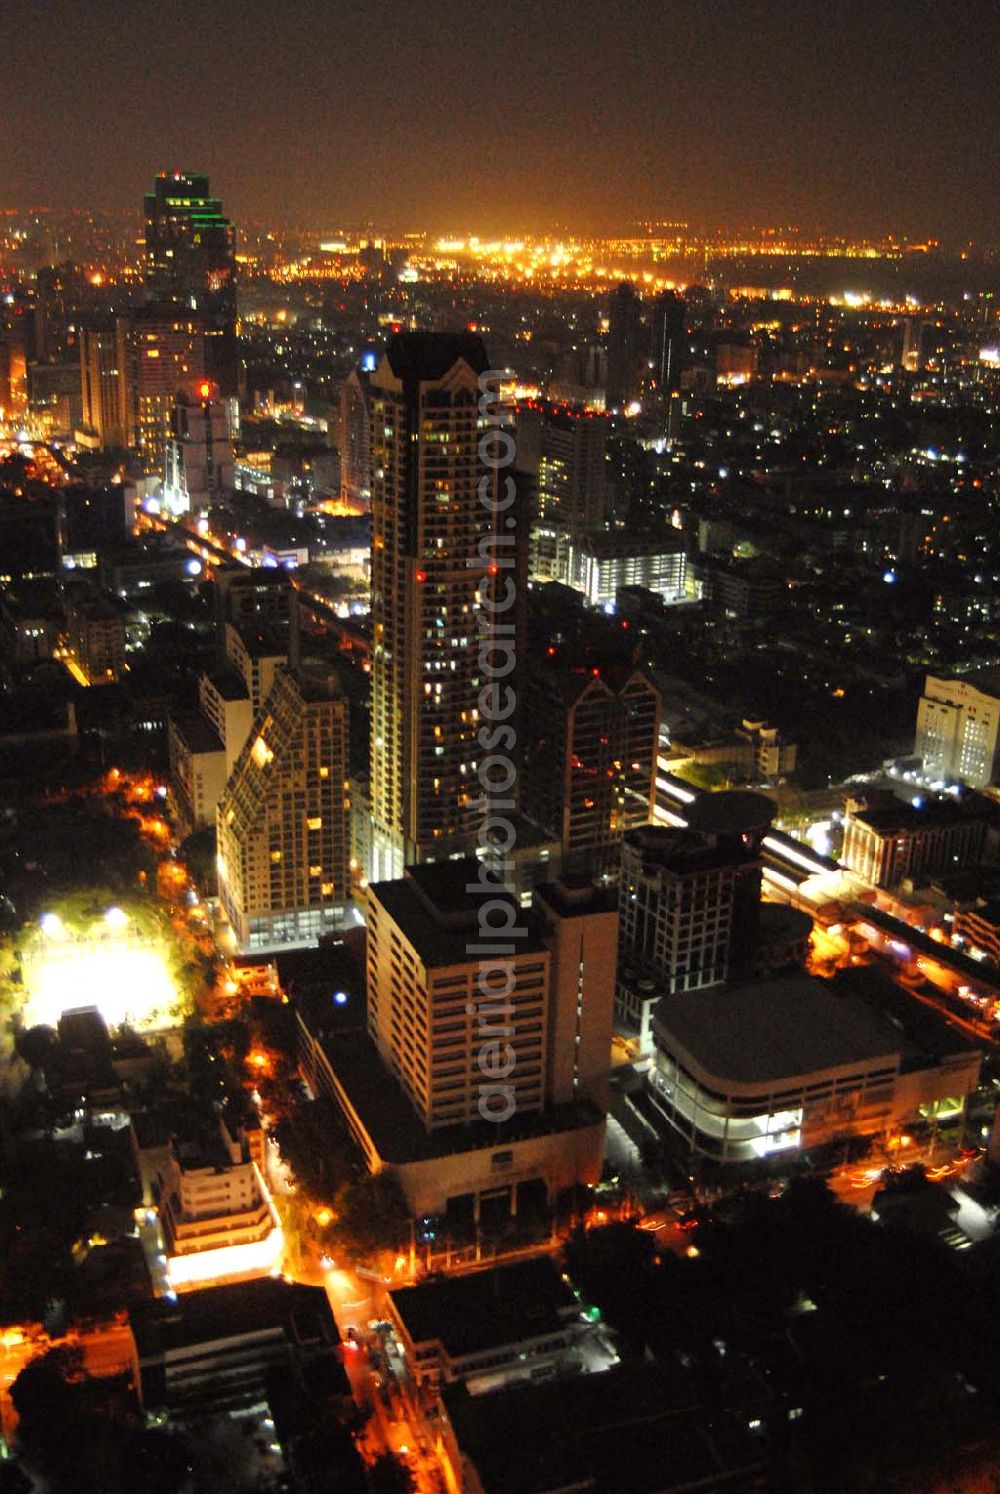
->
[531, 402, 608, 529]
[216, 668, 350, 950]
[337, 367, 372, 512]
[369, 332, 492, 876]
[647, 290, 685, 416]
[34, 262, 86, 365]
[605, 282, 643, 411]
[616, 791, 773, 1050]
[79, 326, 125, 450]
[520, 659, 660, 877]
[143, 172, 237, 395]
[517, 401, 608, 585]
[161, 378, 235, 517]
[116, 309, 206, 470]
[900, 316, 924, 373]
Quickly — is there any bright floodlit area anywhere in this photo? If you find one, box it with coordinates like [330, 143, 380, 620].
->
[21, 910, 180, 1030]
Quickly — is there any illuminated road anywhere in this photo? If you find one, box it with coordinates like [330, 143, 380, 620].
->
[319, 1268, 445, 1491]
[0, 1323, 133, 1441]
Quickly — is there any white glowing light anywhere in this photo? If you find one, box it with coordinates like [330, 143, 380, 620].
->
[104, 906, 129, 931]
[165, 1225, 285, 1289]
[39, 912, 66, 939]
[24, 943, 177, 1030]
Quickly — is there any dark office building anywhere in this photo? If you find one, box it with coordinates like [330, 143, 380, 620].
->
[605, 282, 643, 411]
[648, 289, 686, 403]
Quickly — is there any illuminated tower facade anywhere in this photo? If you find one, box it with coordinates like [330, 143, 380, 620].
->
[143, 172, 237, 395]
[162, 378, 235, 516]
[216, 668, 350, 950]
[369, 332, 492, 876]
[117, 309, 205, 471]
[80, 326, 125, 450]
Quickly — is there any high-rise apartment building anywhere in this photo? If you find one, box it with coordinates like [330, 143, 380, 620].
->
[161, 379, 235, 516]
[605, 282, 643, 411]
[915, 672, 1000, 788]
[522, 402, 608, 530]
[79, 326, 125, 449]
[337, 367, 372, 512]
[214, 566, 297, 639]
[616, 792, 773, 1050]
[369, 332, 493, 876]
[223, 621, 290, 714]
[216, 669, 350, 950]
[198, 667, 254, 777]
[366, 863, 551, 1131]
[517, 402, 608, 586]
[520, 660, 660, 877]
[117, 310, 206, 470]
[66, 590, 128, 684]
[35, 262, 86, 365]
[533, 878, 618, 1110]
[144, 172, 237, 395]
[298, 861, 615, 1215]
[647, 290, 685, 428]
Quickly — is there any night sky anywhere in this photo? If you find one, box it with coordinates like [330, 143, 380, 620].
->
[3, 0, 998, 237]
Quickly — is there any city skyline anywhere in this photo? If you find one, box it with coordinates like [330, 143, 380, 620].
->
[4, 0, 999, 240]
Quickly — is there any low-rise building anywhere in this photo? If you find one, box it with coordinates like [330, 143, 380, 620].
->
[649, 968, 982, 1164]
[385, 1258, 586, 1390]
[130, 1277, 344, 1414]
[132, 1110, 280, 1285]
[843, 795, 991, 889]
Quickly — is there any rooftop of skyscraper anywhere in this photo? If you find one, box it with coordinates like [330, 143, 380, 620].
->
[381, 330, 490, 386]
[369, 860, 549, 965]
[624, 824, 759, 875]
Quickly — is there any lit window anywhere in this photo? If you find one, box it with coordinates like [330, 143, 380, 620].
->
[251, 736, 273, 769]
[307, 816, 322, 830]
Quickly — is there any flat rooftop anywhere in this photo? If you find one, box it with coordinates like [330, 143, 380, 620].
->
[312, 1026, 601, 1165]
[131, 1278, 338, 1360]
[851, 795, 995, 835]
[624, 825, 758, 875]
[656, 966, 979, 1089]
[369, 862, 549, 968]
[387, 1258, 575, 1358]
[654, 973, 904, 1086]
[230, 623, 288, 659]
[202, 664, 249, 702]
[442, 1361, 764, 1494]
[171, 711, 223, 755]
[684, 788, 774, 836]
[533, 878, 617, 920]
